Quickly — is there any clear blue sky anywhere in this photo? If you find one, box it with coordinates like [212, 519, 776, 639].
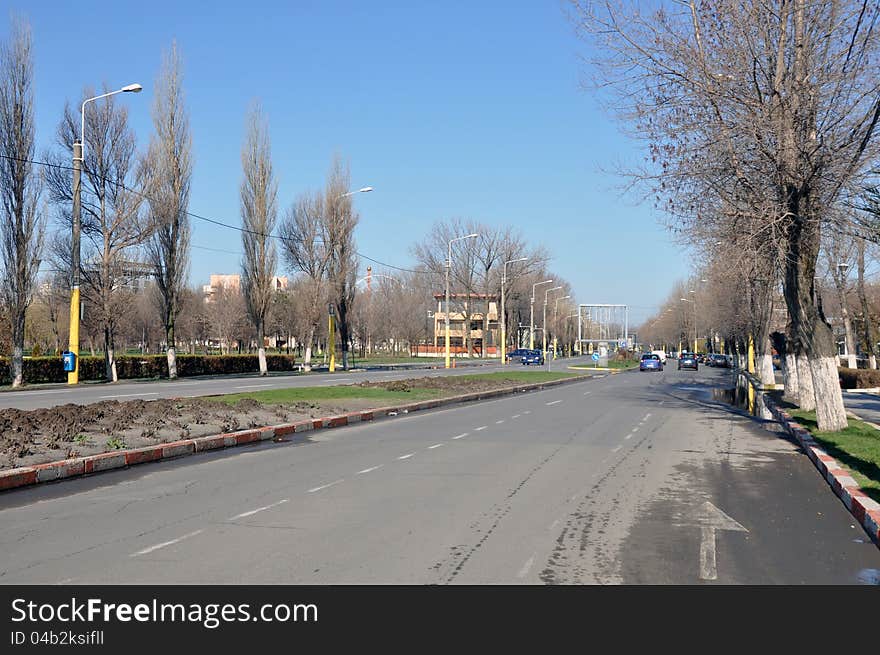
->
[4, 0, 689, 324]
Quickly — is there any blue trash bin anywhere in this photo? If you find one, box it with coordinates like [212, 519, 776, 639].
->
[62, 351, 76, 372]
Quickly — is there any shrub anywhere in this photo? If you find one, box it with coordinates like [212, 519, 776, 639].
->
[0, 353, 297, 385]
[837, 367, 880, 389]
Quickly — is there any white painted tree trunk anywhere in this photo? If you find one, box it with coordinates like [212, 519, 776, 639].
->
[783, 353, 799, 403]
[846, 353, 857, 369]
[258, 346, 267, 376]
[810, 356, 848, 431]
[167, 347, 178, 380]
[871, 354, 877, 370]
[760, 353, 775, 386]
[796, 354, 815, 411]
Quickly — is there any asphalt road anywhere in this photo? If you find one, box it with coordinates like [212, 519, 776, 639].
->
[1, 364, 877, 584]
[0, 357, 593, 411]
[842, 391, 880, 425]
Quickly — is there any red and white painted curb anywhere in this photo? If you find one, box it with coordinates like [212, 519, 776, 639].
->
[752, 378, 880, 547]
[0, 375, 590, 494]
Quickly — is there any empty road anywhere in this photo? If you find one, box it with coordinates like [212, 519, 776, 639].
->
[1, 365, 877, 584]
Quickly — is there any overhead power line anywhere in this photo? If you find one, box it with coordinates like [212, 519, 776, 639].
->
[1, 153, 435, 275]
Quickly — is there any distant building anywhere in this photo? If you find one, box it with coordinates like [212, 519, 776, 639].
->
[80, 259, 153, 294]
[202, 273, 288, 302]
[431, 292, 499, 357]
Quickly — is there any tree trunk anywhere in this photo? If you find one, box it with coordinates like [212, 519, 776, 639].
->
[257, 319, 267, 376]
[759, 352, 775, 386]
[11, 344, 23, 388]
[810, 356, 846, 429]
[304, 324, 315, 370]
[857, 239, 876, 369]
[166, 324, 178, 379]
[784, 353, 799, 403]
[104, 326, 118, 382]
[795, 354, 815, 411]
[782, 203, 846, 429]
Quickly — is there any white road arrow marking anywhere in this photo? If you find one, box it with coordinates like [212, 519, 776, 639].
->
[687, 502, 748, 581]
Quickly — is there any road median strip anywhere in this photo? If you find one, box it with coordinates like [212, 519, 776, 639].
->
[0, 373, 591, 494]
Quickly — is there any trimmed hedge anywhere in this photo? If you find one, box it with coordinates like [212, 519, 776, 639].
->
[0, 354, 298, 385]
[838, 367, 880, 389]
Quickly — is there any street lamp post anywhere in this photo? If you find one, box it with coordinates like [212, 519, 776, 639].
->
[445, 233, 479, 369]
[67, 83, 142, 385]
[530, 279, 553, 349]
[553, 294, 570, 360]
[501, 257, 527, 365]
[543, 286, 563, 359]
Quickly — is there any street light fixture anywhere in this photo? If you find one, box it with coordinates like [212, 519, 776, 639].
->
[445, 233, 479, 368]
[338, 186, 373, 199]
[530, 279, 553, 349]
[501, 256, 528, 365]
[67, 82, 143, 385]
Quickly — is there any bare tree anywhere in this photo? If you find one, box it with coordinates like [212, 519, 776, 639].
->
[207, 285, 246, 354]
[145, 41, 192, 379]
[279, 190, 330, 369]
[573, 0, 880, 430]
[239, 101, 278, 375]
[324, 156, 359, 369]
[46, 90, 150, 381]
[0, 17, 43, 387]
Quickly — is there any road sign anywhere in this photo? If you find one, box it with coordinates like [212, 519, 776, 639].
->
[591, 353, 600, 362]
[618, 339, 627, 348]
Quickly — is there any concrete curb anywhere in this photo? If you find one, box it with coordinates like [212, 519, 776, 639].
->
[741, 374, 880, 547]
[0, 374, 591, 494]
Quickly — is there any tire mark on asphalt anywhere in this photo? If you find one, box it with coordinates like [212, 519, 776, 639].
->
[432, 430, 577, 584]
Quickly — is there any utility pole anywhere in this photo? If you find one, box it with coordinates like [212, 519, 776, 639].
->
[328, 303, 336, 372]
[67, 140, 82, 384]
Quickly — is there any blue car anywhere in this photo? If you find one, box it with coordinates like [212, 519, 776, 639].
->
[522, 349, 545, 365]
[639, 353, 663, 371]
[506, 348, 530, 363]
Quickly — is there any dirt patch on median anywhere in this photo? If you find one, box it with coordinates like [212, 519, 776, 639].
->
[0, 397, 355, 470]
[0, 373, 576, 470]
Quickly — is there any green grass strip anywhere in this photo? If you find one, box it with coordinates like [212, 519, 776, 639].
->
[789, 409, 880, 503]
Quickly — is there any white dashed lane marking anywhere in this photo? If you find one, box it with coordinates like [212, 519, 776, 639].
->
[546, 400, 562, 406]
[397, 453, 415, 460]
[228, 499, 289, 520]
[428, 444, 444, 449]
[357, 465, 383, 475]
[474, 426, 487, 431]
[307, 480, 345, 493]
[452, 433, 468, 440]
[130, 530, 204, 557]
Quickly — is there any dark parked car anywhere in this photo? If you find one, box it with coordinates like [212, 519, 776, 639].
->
[506, 348, 530, 363]
[522, 349, 545, 366]
[639, 353, 663, 371]
[709, 354, 730, 368]
[678, 353, 698, 370]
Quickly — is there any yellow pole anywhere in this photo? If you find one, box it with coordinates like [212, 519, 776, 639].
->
[747, 334, 755, 374]
[444, 316, 451, 369]
[328, 312, 336, 373]
[67, 287, 80, 384]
